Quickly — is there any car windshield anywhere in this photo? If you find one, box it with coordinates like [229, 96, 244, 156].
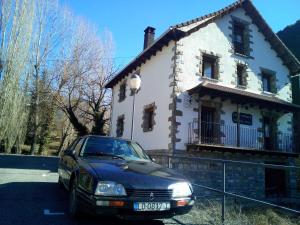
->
[82, 137, 151, 161]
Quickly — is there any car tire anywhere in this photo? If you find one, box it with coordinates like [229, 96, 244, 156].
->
[69, 179, 81, 218]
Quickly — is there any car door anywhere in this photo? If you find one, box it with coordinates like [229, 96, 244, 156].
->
[64, 138, 86, 184]
[76, 137, 96, 193]
[59, 139, 80, 185]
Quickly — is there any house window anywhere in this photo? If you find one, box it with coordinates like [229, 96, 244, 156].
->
[119, 82, 126, 102]
[262, 73, 271, 92]
[202, 55, 218, 79]
[237, 64, 247, 86]
[116, 115, 124, 137]
[142, 103, 156, 132]
[233, 21, 247, 55]
[262, 72, 276, 93]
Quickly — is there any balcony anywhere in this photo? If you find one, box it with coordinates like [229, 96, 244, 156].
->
[188, 121, 298, 156]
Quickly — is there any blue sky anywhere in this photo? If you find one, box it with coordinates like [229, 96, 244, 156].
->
[62, 0, 299, 68]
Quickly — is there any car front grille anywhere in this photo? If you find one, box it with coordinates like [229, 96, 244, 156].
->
[126, 189, 173, 200]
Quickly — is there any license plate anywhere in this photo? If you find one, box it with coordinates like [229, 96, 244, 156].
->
[134, 202, 170, 211]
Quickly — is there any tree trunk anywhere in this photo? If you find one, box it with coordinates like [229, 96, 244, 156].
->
[38, 142, 44, 155]
[30, 113, 38, 155]
[30, 66, 40, 155]
[91, 110, 106, 135]
[66, 107, 89, 136]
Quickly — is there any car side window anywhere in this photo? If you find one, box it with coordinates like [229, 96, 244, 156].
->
[60, 139, 79, 157]
[74, 138, 85, 156]
[79, 137, 90, 157]
[67, 138, 80, 151]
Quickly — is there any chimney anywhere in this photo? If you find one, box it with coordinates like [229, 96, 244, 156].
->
[143, 26, 155, 50]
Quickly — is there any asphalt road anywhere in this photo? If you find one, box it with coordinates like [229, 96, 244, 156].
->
[0, 154, 196, 225]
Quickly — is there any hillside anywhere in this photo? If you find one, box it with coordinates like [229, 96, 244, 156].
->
[277, 20, 300, 61]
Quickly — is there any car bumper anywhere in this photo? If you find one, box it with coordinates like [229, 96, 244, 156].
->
[77, 190, 195, 219]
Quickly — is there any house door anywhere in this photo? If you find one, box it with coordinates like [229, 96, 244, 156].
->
[263, 117, 273, 151]
[265, 167, 287, 197]
[201, 107, 216, 144]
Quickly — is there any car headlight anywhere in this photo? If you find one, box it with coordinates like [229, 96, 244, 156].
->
[168, 182, 192, 198]
[95, 181, 126, 196]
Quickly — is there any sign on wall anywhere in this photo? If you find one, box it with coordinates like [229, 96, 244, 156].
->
[232, 112, 252, 125]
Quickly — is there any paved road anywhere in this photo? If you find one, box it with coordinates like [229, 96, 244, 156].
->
[0, 154, 196, 225]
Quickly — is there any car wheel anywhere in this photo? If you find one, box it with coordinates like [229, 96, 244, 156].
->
[69, 179, 81, 218]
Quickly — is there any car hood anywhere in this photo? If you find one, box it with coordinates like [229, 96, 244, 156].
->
[85, 158, 187, 189]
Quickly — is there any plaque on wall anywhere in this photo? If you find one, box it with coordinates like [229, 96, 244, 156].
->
[232, 112, 252, 125]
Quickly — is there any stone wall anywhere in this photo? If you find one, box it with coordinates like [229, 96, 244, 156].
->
[147, 150, 300, 202]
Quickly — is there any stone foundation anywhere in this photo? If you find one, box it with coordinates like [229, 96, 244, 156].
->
[147, 149, 300, 202]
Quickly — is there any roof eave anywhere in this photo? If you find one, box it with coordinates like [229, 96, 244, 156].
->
[105, 28, 186, 88]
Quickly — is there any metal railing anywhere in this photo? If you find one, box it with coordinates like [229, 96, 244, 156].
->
[188, 120, 296, 153]
[149, 154, 300, 225]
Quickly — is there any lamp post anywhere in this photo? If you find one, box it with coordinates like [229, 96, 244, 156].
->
[129, 74, 141, 140]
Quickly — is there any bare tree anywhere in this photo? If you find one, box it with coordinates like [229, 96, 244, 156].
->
[28, 0, 71, 154]
[0, 0, 35, 153]
[0, 0, 113, 154]
[54, 21, 115, 136]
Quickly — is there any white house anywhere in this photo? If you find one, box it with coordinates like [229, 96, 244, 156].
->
[106, 0, 300, 198]
[106, 0, 300, 156]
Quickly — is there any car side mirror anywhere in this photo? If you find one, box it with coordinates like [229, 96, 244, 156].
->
[149, 156, 156, 162]
[64, 149, 76, 158]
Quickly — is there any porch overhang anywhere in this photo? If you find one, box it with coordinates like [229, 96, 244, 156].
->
[188, 82, 300, 112]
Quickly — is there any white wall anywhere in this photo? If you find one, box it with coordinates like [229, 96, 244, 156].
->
[175, 8, 293, 150]
[110, 7, 294, 152]
[110, 43, 175, 150]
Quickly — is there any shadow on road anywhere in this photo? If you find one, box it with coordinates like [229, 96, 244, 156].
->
[0, 154, 58, 172]
[0, 181, 168, 225]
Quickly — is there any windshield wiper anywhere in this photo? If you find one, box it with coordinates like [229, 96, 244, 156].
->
[84, 152, 125, 160]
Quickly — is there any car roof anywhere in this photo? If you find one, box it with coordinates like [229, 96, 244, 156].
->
[79, 135, 134, 143]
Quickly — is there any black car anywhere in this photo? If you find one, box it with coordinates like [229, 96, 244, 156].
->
[58, 135, 194, 219]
